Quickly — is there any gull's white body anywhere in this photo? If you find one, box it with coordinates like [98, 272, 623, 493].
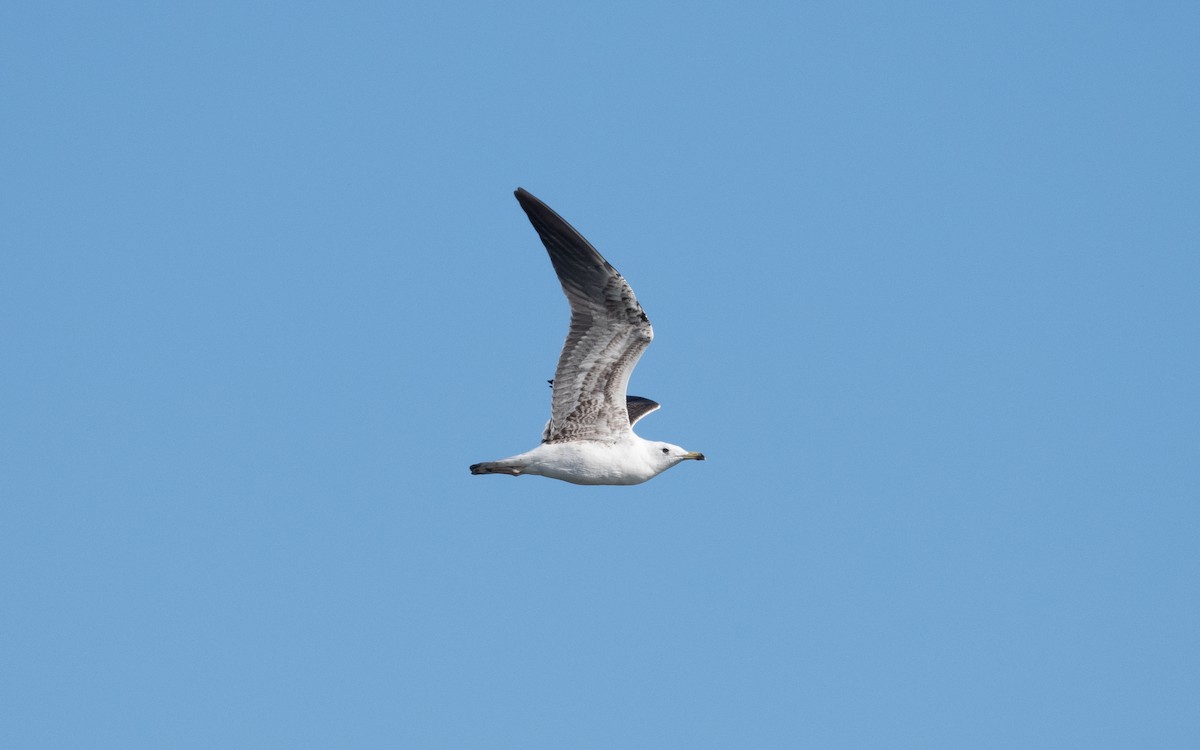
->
[477, 435, 699, 486]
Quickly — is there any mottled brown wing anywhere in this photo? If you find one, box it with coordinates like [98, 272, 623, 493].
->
[515, 188, 654, 443]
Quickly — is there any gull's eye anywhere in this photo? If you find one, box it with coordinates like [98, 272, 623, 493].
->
[661, 448, 670, 454]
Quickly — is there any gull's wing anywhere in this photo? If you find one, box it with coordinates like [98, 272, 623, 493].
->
[625, 396, 661, 428]
[540, 396, 660, 443]
[515, 188, 654, 443]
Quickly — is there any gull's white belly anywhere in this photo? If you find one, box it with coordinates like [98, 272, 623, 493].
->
[520, 440, 655, 485]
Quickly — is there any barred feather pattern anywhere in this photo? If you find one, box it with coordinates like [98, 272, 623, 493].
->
[515, 189, 656, 443]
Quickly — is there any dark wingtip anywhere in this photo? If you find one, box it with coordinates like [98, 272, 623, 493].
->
[511, 187, 595, 250]
[514, 188, 546, 216]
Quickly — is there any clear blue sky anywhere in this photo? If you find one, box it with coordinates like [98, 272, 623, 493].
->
[2, 1, 1197, 747]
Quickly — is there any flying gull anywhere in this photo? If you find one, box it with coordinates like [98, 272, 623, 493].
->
[470, 188, 705, 485]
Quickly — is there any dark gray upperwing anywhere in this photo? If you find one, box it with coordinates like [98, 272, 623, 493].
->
[515, 188, 654, 442]
[625, 396, 661, 428]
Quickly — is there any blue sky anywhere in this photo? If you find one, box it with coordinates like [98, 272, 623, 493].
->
[2, 1, 1198, 747]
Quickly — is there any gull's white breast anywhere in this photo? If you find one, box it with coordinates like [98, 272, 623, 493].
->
[516, 437, 657, 485]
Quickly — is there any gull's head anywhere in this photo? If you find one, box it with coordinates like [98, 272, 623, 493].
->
[648, 441, 705, 472]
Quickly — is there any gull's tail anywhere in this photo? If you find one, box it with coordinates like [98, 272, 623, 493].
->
[469, 460, 523, 476]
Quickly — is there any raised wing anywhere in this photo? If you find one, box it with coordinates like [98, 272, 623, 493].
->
[515, 188, 654, 443]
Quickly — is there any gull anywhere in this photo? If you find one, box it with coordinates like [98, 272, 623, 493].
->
[470, 188, 705, 485]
